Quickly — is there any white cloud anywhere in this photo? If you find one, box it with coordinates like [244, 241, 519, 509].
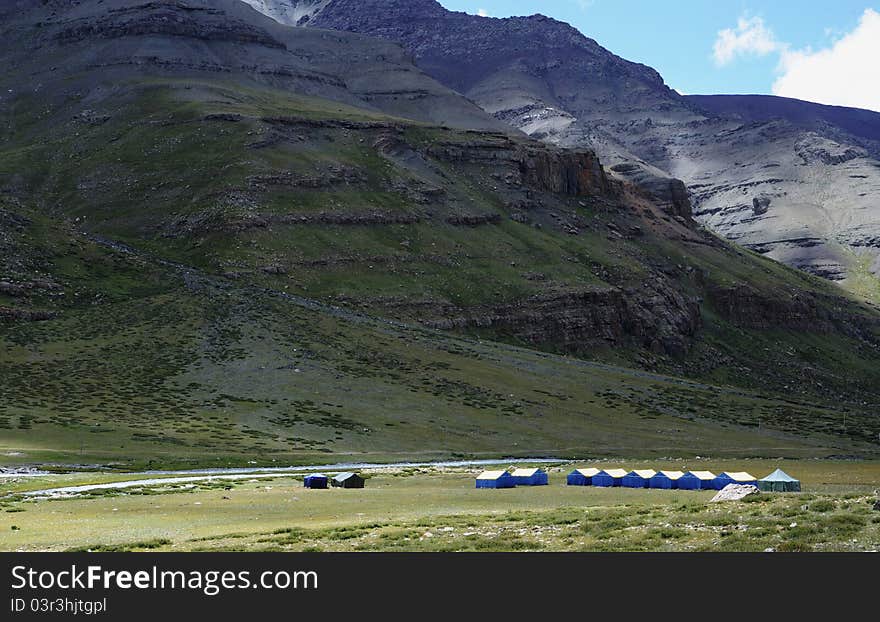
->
[713, 16, 784, 66]
[477, 8, 489, 17]
[773, 9, 880, 112]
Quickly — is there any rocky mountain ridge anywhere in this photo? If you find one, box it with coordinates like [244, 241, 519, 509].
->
[0, 1, 877, 387]
[245, 0, 880, 301]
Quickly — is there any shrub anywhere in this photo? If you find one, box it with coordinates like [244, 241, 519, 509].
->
[809, 500, 835, 513]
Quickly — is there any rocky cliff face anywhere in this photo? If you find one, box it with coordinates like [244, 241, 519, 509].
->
[248, 0, 880, 298]
[425, 138, 611, 197]
[707, 284, 873, 337]
[53, 2, 286, 48]
[242, 0, 332, 26]
[423, 283, 702, 358]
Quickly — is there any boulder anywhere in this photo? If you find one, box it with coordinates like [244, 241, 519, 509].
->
[710, 484, 760, 502]
[752, 196, 772, 216]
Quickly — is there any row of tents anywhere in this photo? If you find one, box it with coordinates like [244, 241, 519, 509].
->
[568, 468, 801, 491]
[303, 472, 365, 489]
[476, 467, 800, 492]
[476, 468, 548, 488]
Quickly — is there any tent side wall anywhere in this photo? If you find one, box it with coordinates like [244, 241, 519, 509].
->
[514, 472, 549, 486]
[676, 475, 698, 490]
[712, 475, 733, 490]
[566, 472, 590, 486]
[528, 472, 549, 486]
[622, 475, 650, 488]
[567, 471, 596, 486]
[649, 475, 674, 489]
[304, 476, 328, 489]
[593, 474, 620, 488]
[476, 475, 515, 489]
[758, 480, 801, 492]
[678, 474, 712, 490]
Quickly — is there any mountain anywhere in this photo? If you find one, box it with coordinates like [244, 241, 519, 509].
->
[246, 0, 880, 303]
[2, 0, 880, 467]
[686, 95, 880, 149]
[0, 0, 508, 133]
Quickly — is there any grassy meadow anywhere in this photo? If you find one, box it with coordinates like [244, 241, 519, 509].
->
[1, 461, 877, 552]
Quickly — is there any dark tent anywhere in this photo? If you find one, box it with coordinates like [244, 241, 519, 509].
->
[567, 468, 600, 486]
[511, 468, 549, 486]
[303, 474, 328, 489]
[475, 470, 516, 489]
[592, 469, 628, 488]
[713, 472, 758, 490]
[332, 472, 365, 489]
[649, 471, 684, 489]
[677, 471, 716, 490]
[622, 470, 656, 489]
[758, 469, 801, 492]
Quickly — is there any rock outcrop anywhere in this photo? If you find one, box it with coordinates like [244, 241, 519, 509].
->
[710, 485, 760, 503]
[423, 281, 701, 358]
[54, 2, 287, 49]
[519, 149, 609, 197]
[428, 139, 611, 197]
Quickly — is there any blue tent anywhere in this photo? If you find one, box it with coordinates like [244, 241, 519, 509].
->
[567, 468, 600, 486]
[713, 472, 758, 490]
[511, 468, 549, 486]
[592, 469, 628, 488]
[649, 471, 685, 489]
[475, 470, 516, 489]
[622, 470, 656, 489]
[303, 474, 328, 489]
[677, 471, 717, 490]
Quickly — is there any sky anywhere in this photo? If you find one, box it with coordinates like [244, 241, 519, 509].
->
[439, 0, 880, 112]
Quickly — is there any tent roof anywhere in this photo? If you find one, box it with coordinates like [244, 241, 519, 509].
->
[686, 471, 716, 480]
[476, 470, 510, 480]
[600, 469, 628, 478]
[760, 469, 800, 482]
[573, 468, 601, 477]
[511, 468, 544, 477]
[333, 472, 359, 481]
[628, 470, 657, 479]
[722, 472, 757, 482]
[305, 473, 327, 478]
[657, 471, 685, 480]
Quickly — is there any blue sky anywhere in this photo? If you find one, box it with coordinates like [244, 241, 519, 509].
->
[438, 1, 880, 110]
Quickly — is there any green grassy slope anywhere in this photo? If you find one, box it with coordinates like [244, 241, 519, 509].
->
[1, 50, 879, 465]
[1, 195, 879, 468]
